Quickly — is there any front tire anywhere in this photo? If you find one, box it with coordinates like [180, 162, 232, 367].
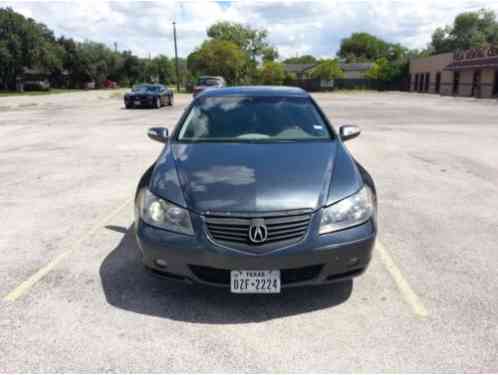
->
[154, 97, 161, 109]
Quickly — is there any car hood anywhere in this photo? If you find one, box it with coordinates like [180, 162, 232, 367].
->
[152, 142, 344, 214]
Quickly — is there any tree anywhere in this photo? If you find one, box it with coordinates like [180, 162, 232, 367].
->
[187, 39, 247, 84]
[206, 21, 277, 83]
[283, 55, 317, 64]
[338, 32, 390, 62]
[310, 59, 344, 80]
[338, 32, 407, 63]
[262, 47, 279, 63]
[144, 55, 174, 84]
[259, 62, 285, 85]
[207, 21, 269, 61]
[0, 7, 63, 89]
[366, 57, 406, 82]
[430, 9, 498, 54]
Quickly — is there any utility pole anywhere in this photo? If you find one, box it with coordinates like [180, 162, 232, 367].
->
[173, 21, 180, 92]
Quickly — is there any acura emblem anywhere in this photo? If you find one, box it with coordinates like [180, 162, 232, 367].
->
[248, 219, 268, 244]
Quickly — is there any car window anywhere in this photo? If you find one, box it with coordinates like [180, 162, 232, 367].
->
[177, 96, 332, 142]
[198, 78, 221, 86]
[133, 85, 161, 93]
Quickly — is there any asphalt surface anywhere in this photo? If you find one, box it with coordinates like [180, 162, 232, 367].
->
[0, 90, 497, 372]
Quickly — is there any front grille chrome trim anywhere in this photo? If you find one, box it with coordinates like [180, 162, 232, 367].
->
[204, 211, 313, 254]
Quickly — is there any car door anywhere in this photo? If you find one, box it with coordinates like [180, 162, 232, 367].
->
[158, 85, 166, 105]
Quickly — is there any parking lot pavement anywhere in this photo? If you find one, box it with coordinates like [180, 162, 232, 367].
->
[0, 90, 497, 372]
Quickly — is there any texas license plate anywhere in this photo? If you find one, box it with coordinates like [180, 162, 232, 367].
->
[134, 100, 141, 105]
[230, 270, 281, 294]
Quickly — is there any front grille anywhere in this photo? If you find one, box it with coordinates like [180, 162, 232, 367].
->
[205, 213, 312, 253]
[189, 265, 323, 286]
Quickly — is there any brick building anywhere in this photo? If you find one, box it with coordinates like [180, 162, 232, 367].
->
[409, 46, 498, 98]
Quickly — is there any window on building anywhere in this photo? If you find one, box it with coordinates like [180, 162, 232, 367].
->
[435, 72, 441, 93]
[424, 73, 430, 92]
[453, 72, 460, 95]
[414, 74, 419, 92]
[493, 70, 498, 96]
[472, 70, 482, 98]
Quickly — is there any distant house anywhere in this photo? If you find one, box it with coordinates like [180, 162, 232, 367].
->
[16, 67, 51, 91]
[283, 63, 317, 79]
[283, 61, 376, 91]
[339, 63, 374, 79]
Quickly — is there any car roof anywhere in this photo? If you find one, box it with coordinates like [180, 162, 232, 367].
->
[198, 86, 308, 98]
[199, 76, 224, 80]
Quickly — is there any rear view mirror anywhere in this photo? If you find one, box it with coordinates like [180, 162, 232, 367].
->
[148, 127, 169, 143]
[339, 125, 361, 142]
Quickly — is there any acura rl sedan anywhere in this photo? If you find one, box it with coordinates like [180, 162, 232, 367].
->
[134, 86, 377, 294]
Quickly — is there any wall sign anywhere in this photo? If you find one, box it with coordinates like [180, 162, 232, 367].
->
[454, 46, 498, 61]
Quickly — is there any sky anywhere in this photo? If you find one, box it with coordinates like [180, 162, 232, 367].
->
[3, 0, 498, 59]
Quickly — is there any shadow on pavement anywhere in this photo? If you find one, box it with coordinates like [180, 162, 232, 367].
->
[99, 225, 353, 324]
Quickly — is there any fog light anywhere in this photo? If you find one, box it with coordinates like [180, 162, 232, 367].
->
[155, 259, 168, 268]
[347, 257, 360, 267]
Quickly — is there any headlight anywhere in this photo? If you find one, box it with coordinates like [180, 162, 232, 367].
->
[320, 185, 375, 234]
[138, 188, 194, 235]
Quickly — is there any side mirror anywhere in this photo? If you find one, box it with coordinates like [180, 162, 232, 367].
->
[148, 127, 169, 143]
[339, 125, 361, 142]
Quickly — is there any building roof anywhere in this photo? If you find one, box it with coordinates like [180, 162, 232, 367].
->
[198, 86, 308, 98]
[283, 63, 317, 74]
[339, 63, 374, 71]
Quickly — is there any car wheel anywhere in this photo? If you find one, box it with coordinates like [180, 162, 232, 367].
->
[168, 95, 174, 106]
[125, 103, 132, 109]
[154, 97, 161, 109]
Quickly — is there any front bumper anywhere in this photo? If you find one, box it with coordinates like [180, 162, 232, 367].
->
[135, 212, 376, 288]
[125, 96, 154, 107]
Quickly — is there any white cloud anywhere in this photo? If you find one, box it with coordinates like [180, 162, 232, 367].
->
[2, 0, 498, 59]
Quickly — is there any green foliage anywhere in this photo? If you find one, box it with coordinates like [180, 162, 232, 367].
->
[0, 7, 62, 89]
[430, 9, 498, 53]
[310, 59, 344, 80]
[262, 47, 279, 63]
[338, 32, 408, 62]
[187, 39, 247, 84]
[144, 55, 175, 84]
[283, 55, 317, 64]
[366, 57, 407, 83]
[204, 21, 278, 83]
[0, 7, 164, 90]
[207, 21, 269, 61]
[258, 62, 285, 85]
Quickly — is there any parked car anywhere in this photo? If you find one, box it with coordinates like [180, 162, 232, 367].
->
[124, 84, 174, 109]
[134, 86, 377, 294]
[103, 79, 118, 89]
[192, 76, 226, 97]
[22, 80, 50, 91]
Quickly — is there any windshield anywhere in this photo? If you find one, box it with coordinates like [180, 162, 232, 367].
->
[177, 96, 332, 142]
[133, 85, 161, 93]
[198, 78, 220, 86]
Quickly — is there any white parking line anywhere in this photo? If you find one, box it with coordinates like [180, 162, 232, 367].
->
[376, 241, 429, 318]
[3, 199, 131, 302]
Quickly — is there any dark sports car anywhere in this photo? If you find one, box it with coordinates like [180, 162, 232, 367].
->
[134, 86, 377, 294]
[124, 84, 174, 109]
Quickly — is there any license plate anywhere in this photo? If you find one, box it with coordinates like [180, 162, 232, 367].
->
[230, 270, 281, 294]
[134, 100, 140, 105]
